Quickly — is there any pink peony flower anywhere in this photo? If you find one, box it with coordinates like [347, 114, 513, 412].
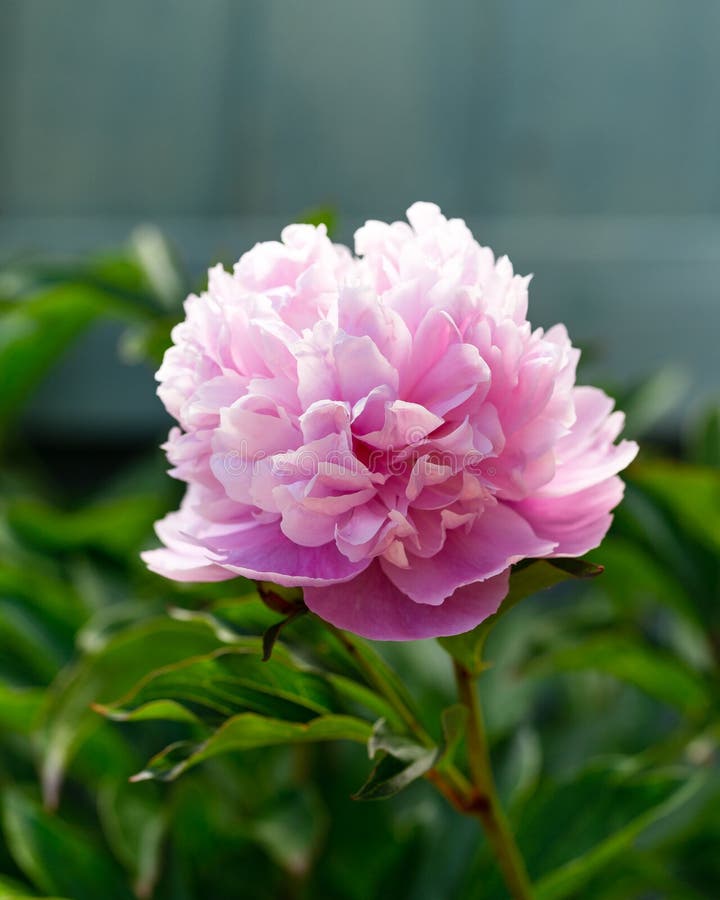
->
[143, 204, 637, 640]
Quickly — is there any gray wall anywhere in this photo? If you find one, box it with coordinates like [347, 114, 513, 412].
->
[2, 0, 719, 436]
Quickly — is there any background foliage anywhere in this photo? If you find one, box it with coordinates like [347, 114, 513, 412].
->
[0, 234, 719, 900]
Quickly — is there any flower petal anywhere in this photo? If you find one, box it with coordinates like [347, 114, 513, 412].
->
[381, 504, 555, 605]
[304, 561, 510, 640]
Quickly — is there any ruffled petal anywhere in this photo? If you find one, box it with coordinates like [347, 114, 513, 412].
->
[381, 504, 555, 605]
[304, 561, 510, 640]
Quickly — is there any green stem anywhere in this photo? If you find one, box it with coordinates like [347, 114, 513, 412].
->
[453, 660, 535, 900]
[327, 623, 474, 797]
[327, 623, 432, 746]
[326, 620, 530, 896]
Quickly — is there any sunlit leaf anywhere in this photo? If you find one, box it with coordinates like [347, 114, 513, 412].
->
[0, 872, 69, 898]
[130, 225, 186, 310]
[0, 684, 44, 734]
[629, 459, 720, 555]
[131, 713, 372, 782]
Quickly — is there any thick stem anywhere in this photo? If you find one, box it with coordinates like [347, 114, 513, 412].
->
[453, 660, 534, 900]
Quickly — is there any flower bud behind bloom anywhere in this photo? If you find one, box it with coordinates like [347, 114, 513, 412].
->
[143, 204, 637, 640]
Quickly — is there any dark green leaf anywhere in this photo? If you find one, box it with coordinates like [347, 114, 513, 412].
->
[524, 634, 712, 716]
[1, 789, 132, 900]
[689, 404, 720, 467]
[262, 607, 307, 662]
[242, 788, 327, 878]
[352, 719, 438, 802]
[97, 779, 167, 898]
[99, 645, 343, 726]
[0, 282, 152, 430]
[351, 749, 438, 802]
[0, 872, 69, 898]
[534, 772, 707, 900]
[39, 619, 223, 808]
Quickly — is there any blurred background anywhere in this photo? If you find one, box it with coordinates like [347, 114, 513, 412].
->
[2, 0, 718, 456]
[2, 4, 720, 900]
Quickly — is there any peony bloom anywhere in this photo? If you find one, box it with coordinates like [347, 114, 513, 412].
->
[143, 204, 637, 640]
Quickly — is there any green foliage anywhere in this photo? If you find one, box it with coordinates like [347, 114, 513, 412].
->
[352, 719, 439, 801]
[1, 239, 719, 899]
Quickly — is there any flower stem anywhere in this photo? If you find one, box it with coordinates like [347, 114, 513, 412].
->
[453, 660, 534, 900]
[326, 623, 432, 746]
[326, 622, 474, 796]
[325, 620, 532, 896]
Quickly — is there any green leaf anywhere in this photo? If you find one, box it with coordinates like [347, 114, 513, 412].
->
[0, 559, 88, 647]
[298, 206, 339, 237]
[620, 365, 690, 438]
[130, 225, 186, 310]
[689, 404, 720, 467]
[586, 535, 705, 633]
[524, 634, 712, 717]
[325, 628, 424, 727]
[534, 772, 707, 900]
[97, 778, 167, 899]
[351, 750, 438, 802]
[628, 459, 720, 555]
[131, 713, 372, 782]
[439, 559, 602, 674]
[1, 789, 132, 900]
[242, 788, 327, 878]
[0, 282, 152, 431]
[6, 495, 168, 559]
[499, 726, 543, 813]
[0, 871, 69, 898]
[262, 607, 307, 662]
[98, 645, 343, 726]
[352, 719, 439, 802]
[323, 673, 404, 727]
[168, 605, 403, 726]
[167, 597, 278, 641]
[39, 618, 223, 808]
[438, 704, 468, 767]
[0, 684, 44, 734]
[97, 698, 203, 725]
